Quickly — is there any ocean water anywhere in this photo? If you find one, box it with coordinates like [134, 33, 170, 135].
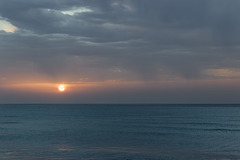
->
[0, 104, 240, 160]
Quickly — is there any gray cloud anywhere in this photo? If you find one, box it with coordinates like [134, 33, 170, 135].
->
[1, 0, 240, 103]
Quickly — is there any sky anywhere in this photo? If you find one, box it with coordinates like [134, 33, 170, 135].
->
[1, 0, 240, 103]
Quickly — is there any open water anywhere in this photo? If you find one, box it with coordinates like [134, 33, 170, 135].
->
[0, 104, 240, 160]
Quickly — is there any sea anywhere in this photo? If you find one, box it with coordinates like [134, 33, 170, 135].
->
[0, 104, 240, 160]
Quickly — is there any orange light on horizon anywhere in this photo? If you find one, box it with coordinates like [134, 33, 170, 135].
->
[58, 84, 66, 92]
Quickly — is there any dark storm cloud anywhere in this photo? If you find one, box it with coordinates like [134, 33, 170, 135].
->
[1, 0, 240, 81]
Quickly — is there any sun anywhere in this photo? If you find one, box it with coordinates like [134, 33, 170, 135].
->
[58, 84, 65, 92]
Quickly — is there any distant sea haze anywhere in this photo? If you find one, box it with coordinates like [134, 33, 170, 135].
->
[0, 104, 240, 160]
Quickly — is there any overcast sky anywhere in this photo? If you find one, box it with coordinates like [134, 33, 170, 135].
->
[1, 0, 240, 103]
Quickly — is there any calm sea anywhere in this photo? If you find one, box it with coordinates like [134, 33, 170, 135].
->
[0, 104, 240, 160]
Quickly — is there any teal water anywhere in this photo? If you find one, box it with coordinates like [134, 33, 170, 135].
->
[1, 104, 240, 160]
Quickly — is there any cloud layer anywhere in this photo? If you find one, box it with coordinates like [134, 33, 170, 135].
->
[1, 0, 240, 103]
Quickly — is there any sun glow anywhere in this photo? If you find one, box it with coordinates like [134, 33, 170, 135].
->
[58, 84, 65, 92]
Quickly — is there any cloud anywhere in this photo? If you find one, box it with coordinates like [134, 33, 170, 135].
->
[0, 18, 17, 33]
[1, 0, 240, 87]
[1, 0, 240, 103]
[61, 7, 92, 16]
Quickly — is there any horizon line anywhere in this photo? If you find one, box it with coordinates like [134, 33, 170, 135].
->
[1, 103, 240, 105]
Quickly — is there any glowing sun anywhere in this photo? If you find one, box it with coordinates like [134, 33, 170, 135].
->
[58, 84, 65, 92]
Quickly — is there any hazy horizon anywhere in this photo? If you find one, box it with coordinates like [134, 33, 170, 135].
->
[1, 0, 240, 103]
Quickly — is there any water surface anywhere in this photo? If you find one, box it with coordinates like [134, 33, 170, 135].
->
[0, 104, 240, 160]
